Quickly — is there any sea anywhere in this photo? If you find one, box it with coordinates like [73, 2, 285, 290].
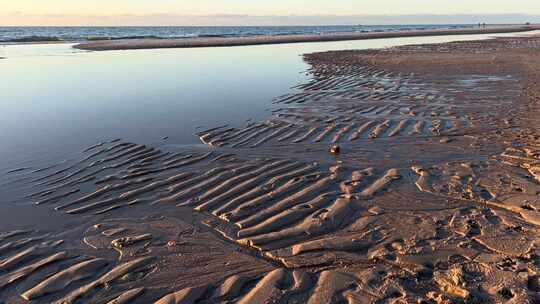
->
[0, 25, 477, 42]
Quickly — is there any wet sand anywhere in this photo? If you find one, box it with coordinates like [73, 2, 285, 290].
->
[74, 25, 537, 51]
[1, 34, 540, 303]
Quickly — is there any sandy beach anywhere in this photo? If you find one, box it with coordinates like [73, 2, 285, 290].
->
[1, 33, 540, 303]
[74, 25, 538, 51]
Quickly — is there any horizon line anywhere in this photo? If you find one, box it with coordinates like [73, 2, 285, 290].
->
[2, 13, 538, 27]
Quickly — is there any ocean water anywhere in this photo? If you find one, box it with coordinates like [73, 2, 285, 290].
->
[0, 25, 476, 42]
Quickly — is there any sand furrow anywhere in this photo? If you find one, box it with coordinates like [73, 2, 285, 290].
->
[348, 121, 376, 141]
[160, 152, 187, 163]
[313, 124, 338, 143]
[103, 143, 146, 157]
[237, 192, 336, 238]
[54, 257, 155, 304]
[0, 251, 68, 289]
[66, 167, 108, 184]
[194, 161, 300, 212]
[235, 175, 334, 228]
[372, 105, 391, 115]
[195, 124, 229, 136]
[0, 241, 62, 271]
[55, 177, 151, 210]
[212, 164, 318, 216]
[223, 172, 324, 224]
[0, 235, 50, 255]
[106, 288, 145, 304]
[165, 166, 236, 194]
[170, 165, 259, 205]
[65, 197, 124, 214]
[154, 285, 208, 304]
[306, 271, 357, 304]
[162, 152, 213, 170]
[42, 166, 88, 186]
[237, 269, 289, 304]
[32, 164, 78, 183]
[138, 151, 170, 165]
[381, 106, 397, 115]
[209, 123, 265, 145]
[273, 93, 297, 103]
[199, 127, 235, 145]
[250, 125, 293, 147]
[369, 120, 392, 138]
[94, 199, 142, 214]
[119, 172, 194, 200]
[21, 258, 109, 300]
[292, 127, 318, 143]
[213, 275, 251, 300]
[331, 123, 355, 143]
[0, 230, 31, 243]
[358, 168, 401, 197]
[34, 188, 80, 205]
[30, 162, 64, 174]
[195, 160, 297, 202]
[277, 127, 302, 142]
[340, 168, 375, 194]
[387, 119, 409, 137]
[231, 125, 276, 148]
[292, 235, 373, 256]
[239, 196, 357, 251]
[162, 154, 194, 166]
[101, 148, 158, 169]
[123, 149, 162, 165]
[82, 141, 105, 153]
[29, 173, 94, 198]
[281, 93, 309, 104]
[92, 145, 147, 166]
[102, 143, 138, 157]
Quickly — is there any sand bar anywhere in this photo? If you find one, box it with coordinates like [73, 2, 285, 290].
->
[74, 25, 538, 51]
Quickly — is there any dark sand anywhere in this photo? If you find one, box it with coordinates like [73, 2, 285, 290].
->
[74, 25, 538, 51]
[1, 34, 540, 303]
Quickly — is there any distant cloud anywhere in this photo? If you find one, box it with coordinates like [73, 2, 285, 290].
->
[1, 12, 538, 26]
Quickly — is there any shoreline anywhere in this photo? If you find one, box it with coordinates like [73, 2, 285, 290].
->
[74, 25, 538, 51]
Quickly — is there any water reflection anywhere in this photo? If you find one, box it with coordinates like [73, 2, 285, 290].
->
[1, 31, 539, 170]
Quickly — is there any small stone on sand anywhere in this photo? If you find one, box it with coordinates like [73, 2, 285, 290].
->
[368, 206, 385, 215]
[440, 137, 452, 143]
[330, 144, 340, 154]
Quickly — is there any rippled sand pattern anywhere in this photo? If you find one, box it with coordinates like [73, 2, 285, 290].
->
[2, 36, 540, 303]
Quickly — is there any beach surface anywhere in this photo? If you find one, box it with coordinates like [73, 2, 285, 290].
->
[1, 33, 540, 303]
[74, 25, 538, 51]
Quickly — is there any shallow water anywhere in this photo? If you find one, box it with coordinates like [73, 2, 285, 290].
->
[1, 30, 539, 172]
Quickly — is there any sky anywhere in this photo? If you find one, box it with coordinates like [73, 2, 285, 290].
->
[1, 0, 540, 26]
